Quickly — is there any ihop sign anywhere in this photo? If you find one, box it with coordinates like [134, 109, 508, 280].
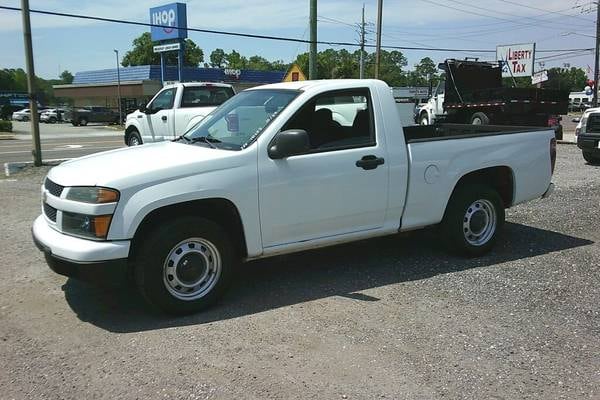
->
[150, 3, 188, 41]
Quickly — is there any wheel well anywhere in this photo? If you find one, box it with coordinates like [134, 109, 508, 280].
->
[130, 198, 248, 260]
[452, 166, 514, 208]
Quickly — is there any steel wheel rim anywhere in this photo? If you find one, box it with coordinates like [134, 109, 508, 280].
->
[472, 117, 482, 125]
[420, 117, 428, 125]
[129, 136, 140, 146]
[163, 238, 222, 301]
[463, 199, 496, 246]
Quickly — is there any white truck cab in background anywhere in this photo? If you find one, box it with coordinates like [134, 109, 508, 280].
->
[417, 81, 445, 125]
[124, 82, 235, 146]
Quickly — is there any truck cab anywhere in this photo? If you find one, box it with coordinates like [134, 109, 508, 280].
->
[417, 81, 446, 125]
[124, 82, 235, 146]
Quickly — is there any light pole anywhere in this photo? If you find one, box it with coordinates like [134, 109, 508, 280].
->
[114, 49, 122, 124]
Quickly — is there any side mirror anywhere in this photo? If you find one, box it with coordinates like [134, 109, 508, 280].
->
[139, 103, 147, 113]
[268, 129, 310, 159]
[572, 117, 581, 123]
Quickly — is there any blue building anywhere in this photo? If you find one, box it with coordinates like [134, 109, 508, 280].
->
[53, 65, 287, 110]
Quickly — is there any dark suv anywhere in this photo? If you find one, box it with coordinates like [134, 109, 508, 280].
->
[577, 112, 600, 164]
[65, 106, 120, 126]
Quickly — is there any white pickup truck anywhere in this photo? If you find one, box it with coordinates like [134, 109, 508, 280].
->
[124, 82, 235, 146]
[33, 79, 556, 314]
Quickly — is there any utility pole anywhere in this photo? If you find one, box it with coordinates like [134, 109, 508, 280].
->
[309, 0, 317, 80]
[593, 1, 600, 107]
[374, 0, 383, 79]
[114, 50, 122, 125]
[20, 0, 42, 166]
[359, 4, 365, 79]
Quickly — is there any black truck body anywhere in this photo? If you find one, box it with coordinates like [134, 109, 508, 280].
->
[441, 59, 569, 126]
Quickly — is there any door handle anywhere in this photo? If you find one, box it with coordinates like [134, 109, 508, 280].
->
[356, 155, 385, 170]
[161, 115, 167, 121]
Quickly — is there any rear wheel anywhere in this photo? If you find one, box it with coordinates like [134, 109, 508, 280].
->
[471, 112, 490, 125]
[440, 184, 504, 257]
[78, 117, 88, 126]
[22, 116, 29, 122]
[49, 117, 57, 123]
[134, 217, 236, 314]
[583, 151, 600, 165]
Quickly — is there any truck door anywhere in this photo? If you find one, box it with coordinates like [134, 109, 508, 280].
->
[142, 88, 176, 142]
[433, 82, 445, 119]
[258, 88, 389, 248]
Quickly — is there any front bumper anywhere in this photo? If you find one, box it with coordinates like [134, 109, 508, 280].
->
[32, 215, 130, 283]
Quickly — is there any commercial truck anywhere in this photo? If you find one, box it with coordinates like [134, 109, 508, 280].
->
[33, 79, 556, 314]
[415, 59, 568, 135]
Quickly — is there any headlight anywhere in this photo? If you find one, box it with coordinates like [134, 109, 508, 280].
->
[62, 212, 113, 239]
[66, 187, 119, 203]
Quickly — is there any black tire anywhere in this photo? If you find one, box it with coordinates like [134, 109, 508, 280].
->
[78, 117, 88, 126]
[419, 113, 429, 125]
[71, 121, 79, 126]
[49, 117, 57, 123]
[22, 116, 29, 122]
[127, 130, 142, 146]
[440, 184, 505, 257]
[582, 151, 600, 165]
[134, 217, 236, 315]
[470, 112, 490, 125]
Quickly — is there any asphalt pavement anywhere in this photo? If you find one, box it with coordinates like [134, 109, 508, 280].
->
[1, 121, 124, 165]
[0, 144, 598, 399]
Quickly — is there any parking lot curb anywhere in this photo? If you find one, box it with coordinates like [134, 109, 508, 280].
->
[4, 158, 71, 177]
[0, 134, 15, 140]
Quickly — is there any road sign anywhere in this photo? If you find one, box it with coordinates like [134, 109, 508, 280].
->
[150, 3, 188, 41]
[153, 43, 181, 53]
[531, 70, 548, 85]
[497, 43, 535, 78]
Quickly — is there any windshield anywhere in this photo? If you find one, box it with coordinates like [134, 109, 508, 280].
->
[184, 89, 300, 150]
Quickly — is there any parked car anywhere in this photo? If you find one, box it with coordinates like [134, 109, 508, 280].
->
[64, 106, 120, 126]
[574, 107, 600, 137]
[40, 108, 65, 123]
[577, 111, 600, 164]
[124, 82, 235, 146]
[11, 108, 31, 121]
[33, 79, 557, 314]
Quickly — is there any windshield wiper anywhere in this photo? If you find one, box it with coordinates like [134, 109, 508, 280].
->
[174, 135, 190, 142]
[189, 135, 222, 149]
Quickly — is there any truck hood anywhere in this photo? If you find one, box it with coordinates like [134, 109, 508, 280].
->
[47, 141, 241, 189]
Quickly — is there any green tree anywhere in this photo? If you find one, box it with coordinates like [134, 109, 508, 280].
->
[407, 57, 439, 86]
[543, 67, 587, 92]
[121, 32, 204, 67]
[60, 70, 74, 84]
[209, 48, 227, 68]
[225, 50, 248, 69]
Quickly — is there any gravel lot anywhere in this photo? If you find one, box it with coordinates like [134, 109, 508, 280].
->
[0, 145, 598, 399]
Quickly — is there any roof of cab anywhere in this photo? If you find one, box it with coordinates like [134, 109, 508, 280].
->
[250, 79, 386, 92]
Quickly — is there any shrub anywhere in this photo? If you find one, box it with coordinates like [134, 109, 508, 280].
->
[0, 120, 12, 132]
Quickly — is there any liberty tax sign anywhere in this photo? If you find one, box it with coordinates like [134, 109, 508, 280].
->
[496, 43, 535, 78]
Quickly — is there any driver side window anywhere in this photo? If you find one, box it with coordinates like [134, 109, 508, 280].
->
[149, 89, 175, 111]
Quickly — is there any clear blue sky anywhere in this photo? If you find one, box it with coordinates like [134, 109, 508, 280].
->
[0, 0, 596, 80]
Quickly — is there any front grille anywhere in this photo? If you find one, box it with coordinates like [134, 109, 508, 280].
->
[43, 202, 57, 222]
[44, 178, 64, 197]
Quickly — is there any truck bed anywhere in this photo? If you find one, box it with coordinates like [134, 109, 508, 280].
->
[403, 124, 550, 143]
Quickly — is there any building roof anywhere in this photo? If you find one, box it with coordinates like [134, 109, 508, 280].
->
[73, 65, 286, 85]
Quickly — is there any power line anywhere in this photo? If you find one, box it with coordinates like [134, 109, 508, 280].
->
[493, 0, 594, 22]
[0, 5, 592, 55]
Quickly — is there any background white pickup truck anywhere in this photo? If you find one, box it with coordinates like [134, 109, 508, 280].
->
[33, 79, 556, 314]
[124, 82, 235, 146]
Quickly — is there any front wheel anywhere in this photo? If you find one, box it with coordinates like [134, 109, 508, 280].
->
[419, 114, 429, 125]
[134, 217, 236, 314]
[78, 117, 88, 126]
[127, 130, 142, 146]
[440, 184, 505, 257]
